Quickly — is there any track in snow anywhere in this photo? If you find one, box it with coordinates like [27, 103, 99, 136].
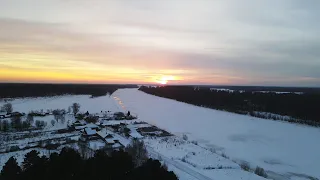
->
[147, 146, 213, 180]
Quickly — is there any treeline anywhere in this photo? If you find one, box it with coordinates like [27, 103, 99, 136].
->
[201, 85, 320, 94]
[0, 83, 138, 98]
[0, 148, 177, 180]
[139, 86, 320, 126]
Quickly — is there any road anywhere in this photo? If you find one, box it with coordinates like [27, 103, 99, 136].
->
[147, 146, 213, 180]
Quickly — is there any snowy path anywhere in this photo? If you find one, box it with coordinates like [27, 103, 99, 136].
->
[147, 146, 213, 180]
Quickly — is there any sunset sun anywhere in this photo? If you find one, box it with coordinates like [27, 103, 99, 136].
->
[156, 76, 175, 85]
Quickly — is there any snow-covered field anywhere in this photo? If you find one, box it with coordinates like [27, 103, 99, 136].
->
[0, 95, 120, 114]
[145, 137, 239, 169]
[112, 89, 320, 180]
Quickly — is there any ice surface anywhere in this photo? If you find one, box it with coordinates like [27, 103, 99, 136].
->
[112, 89, 320, 179]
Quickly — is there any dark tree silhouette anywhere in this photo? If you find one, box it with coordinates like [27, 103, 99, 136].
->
[1, 157, 21, 180]
[2, 103, 13, 114]
[139, 86, 320, 126]
[0, 148, 177, 180]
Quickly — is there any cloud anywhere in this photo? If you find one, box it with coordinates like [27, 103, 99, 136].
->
[0, 0, 320, 86]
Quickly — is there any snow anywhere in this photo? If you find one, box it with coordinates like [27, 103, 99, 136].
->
[0, 94, 119, 114]
[75, 126, 86, 130]
[112, 88, 320, 179]
[100, 120, 141, 126]
[84, 128, 96, 135]
[89, 140, 106, 150]
[108, 131, 130, 147]
[97, 130, 108, 139]
[1, 88, 318, 179]
[85, 123, 99, 129]
[145, 137, 238, 170]
[105, 139, 115, 144]
[178, 160, 266, 180]
[129, 131, 143, 138]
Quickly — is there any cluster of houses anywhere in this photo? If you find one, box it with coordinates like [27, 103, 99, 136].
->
[71, 111, 142, 151]
[72, 120, 125, 150]
[0, 112, 26, 119]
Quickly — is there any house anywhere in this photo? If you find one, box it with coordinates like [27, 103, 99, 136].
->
[84, 128, 96, 136]
[74, 126, 86, 130]
[106, 134, 113, 138]
[112, 143, 124, 150]
[85, 123, 99, 130]
[129, 129, 143, 139]
[10, 112, 25, 117]
[113, 112, 126, 120]
[105, 138, 115, 145]
[0, 112, 5, 119]
[97, 130, 108, 139]
[73, 120, 86, 126]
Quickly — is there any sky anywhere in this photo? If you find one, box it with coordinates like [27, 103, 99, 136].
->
[0, 0, 320, 86]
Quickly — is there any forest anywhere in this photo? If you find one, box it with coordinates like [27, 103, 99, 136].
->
[0, 148, 177, 180]
[0, 83, 137, 98]
[139, 86, 320, 126]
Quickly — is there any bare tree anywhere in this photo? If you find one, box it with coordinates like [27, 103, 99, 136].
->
[2, 103, 13, 114]
[26, 114, 34, 125]
[78, 141, 89, 158]
[125, 138, 148, 167]
[1, 120, 9, 132]
[51, 120, 55, 127]
[72, 103, 80, 115]
[11, 116, 22, 131]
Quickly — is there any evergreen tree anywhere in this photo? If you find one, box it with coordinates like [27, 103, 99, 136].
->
[1, 157, 21, 180]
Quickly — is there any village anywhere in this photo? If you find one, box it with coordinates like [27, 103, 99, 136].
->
[0, 105, 172, 159]
[70, 110, 171, 152]
[0, 100, 271, 180]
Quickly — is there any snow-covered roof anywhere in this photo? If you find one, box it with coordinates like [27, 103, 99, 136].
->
[129, 130, 143, 139]
[79, 120, 86, 125]
[101, 120, 121, 126]
[97, 130, 108, 139]
[75, 126, 86, 130]
[105, 139, 115, 144]
[85, 128, 96, 135]
[85, 123, 99, 129]
[112, 143, 122, 149]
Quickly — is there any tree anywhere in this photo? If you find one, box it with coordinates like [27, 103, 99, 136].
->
[125, 138, 148, 167]
[51, 120, 55, 126]
[22, 121, 30, 130]
[130, 159, 178, 180]
[78, 141, 89, 158]
[182, 134, 188, 141]
[11, 116, 22, 131]
[2, 120, 9, 132]
[71, 103, 80, 115]
[35, 120, 46, 129]
[22, 150, 40, 171]
[255, 166, 268, 178]
[26, 114, 34, 125]
[1, 157, 21, 180]
[22, 151, 47, 180]
[2, 103, 13, 114]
